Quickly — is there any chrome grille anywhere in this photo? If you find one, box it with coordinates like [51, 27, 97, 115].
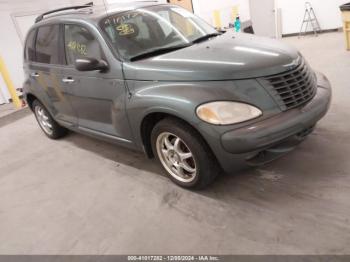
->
[260, 59, 317, 111]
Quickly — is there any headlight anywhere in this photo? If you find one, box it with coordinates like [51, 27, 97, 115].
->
[196, 101, 262, 125]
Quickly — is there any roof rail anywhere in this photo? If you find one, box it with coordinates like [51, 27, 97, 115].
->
[35, 2, 94, 23]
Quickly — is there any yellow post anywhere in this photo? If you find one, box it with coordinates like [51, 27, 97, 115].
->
[213, 10, 222, 29]
[342, 11, 350, 50]
[231, 5, 239, 21]
[0, 55, 21, 108]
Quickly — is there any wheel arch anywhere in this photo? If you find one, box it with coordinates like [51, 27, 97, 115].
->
[26, 93, 39, 111]
[140, 111, 216, 162]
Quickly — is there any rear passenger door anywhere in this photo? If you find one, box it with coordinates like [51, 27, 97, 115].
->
[26, 24, 77, 125]
[61, 23, 133, 144]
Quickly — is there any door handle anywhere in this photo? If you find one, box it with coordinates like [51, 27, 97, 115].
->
[30, 72, 39, 78]
[62, 77, 75, 84]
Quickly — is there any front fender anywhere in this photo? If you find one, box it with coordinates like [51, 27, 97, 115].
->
[126, 81, 200, 148]
[125, 79, 280, 150]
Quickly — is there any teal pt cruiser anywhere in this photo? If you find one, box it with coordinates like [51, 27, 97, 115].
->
[23, 2, 332, 188]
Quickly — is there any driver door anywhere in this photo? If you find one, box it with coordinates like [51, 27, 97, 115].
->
[61, 23, 134, 145]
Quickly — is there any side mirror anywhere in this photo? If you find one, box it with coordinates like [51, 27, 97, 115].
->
[75, 58, 109, 72]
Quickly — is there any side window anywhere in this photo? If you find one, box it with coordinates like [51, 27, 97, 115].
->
[170, 9, 195, 38]
[35, 25, 60, 64]
[158, 10, 173, 37]
[64, 25, 103, 65]
[25, 29, 36, 61]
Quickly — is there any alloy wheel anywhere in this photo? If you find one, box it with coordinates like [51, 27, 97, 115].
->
[156, 132, 197, 183]
[35, 105, 53, 135]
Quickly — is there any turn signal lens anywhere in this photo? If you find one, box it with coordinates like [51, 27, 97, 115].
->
[196, 101, 262, 125]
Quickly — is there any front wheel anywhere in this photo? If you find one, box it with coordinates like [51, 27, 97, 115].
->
[151, 118, 220, 189]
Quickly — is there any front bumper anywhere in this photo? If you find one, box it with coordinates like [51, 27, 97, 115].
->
[216, 72, 332, 173]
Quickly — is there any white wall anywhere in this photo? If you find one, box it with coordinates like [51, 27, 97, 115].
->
[1, 0, 345, 103]
[0, 0, 75, 103]
[192, 0, 250, 26]
[276, 0, 348, 35]
[0, 0, 246, 104]
[0, 0, 106, 103]
[0, 75, 9, 104]
[107, 0, 166, 3]
[0, 10, 27, 102]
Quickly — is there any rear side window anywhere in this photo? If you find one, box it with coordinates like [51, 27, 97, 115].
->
[25, 29, 36, 61]
[64, 24, 103, 65]
[35, 25, 60, 64]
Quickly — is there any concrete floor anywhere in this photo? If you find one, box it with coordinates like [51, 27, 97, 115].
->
[1, 32, 350, 255]
[0, 103, 20, 118]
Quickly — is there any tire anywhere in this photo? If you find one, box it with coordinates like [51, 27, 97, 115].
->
[151, 117, 220, 189]
[32, 99, 68, 139]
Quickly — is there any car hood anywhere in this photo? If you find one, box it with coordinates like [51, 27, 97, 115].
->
[123, 31, 301, 81]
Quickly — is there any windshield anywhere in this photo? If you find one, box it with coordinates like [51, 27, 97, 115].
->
[100, 5, 218, 60]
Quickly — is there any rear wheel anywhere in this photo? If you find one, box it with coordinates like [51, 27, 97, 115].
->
[151, 118, 220, 189]
[32, 100, 68, 139]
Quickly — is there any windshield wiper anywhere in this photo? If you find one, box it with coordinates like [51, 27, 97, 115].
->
[129, 44, 191, 61]
[192, 33, 222, 44]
